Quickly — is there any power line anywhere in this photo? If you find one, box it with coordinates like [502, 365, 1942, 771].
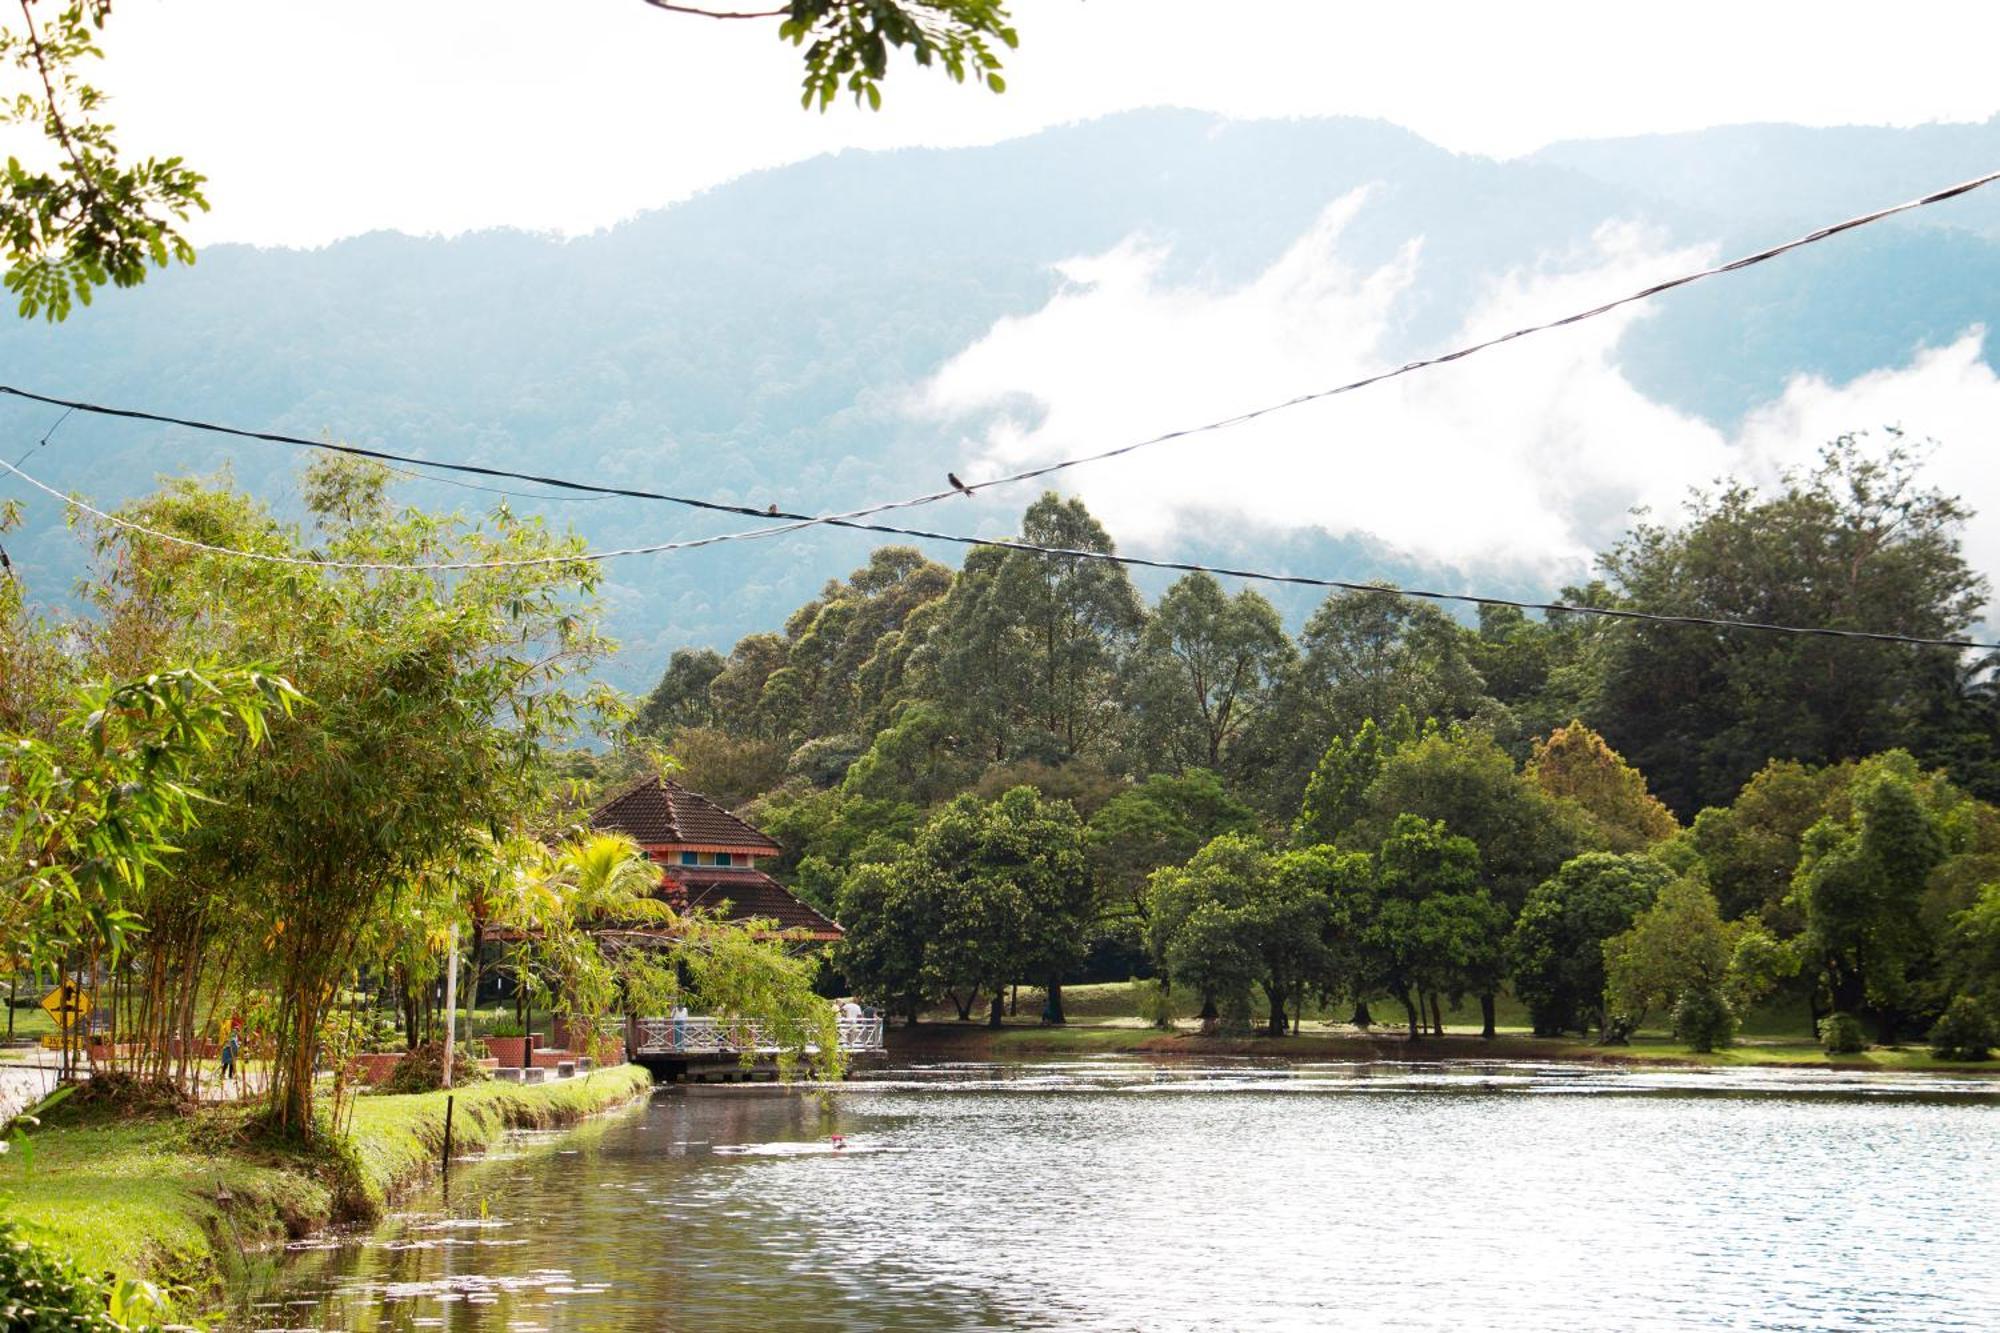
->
[2, 163, 1995, 533]
[7, 454, 1992, 651]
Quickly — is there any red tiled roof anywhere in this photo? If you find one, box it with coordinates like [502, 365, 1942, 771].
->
[590, 776, 782, 854]
[661, 867, 842, 939]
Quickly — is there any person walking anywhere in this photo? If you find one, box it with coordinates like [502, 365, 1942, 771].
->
[219, 1022, 240, 1089]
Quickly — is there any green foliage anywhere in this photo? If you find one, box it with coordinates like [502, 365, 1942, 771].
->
[1943, 882, 2000, 1007]
[836, 785, 1088, 1023]
[1294, 717, 1390, 848]
[1508, 852, 1673, 1036]
[1088, 768, 1257, 927]
[1145, 833, 1358, 1035]
[1357, 723, 1594, 916]
[1254, 588, 1489, 810]
[0, 1216, 144, 1331]
[1133, 976, 1178, 1029]
[0, 1, 206, 320]
[1596, 439, 1986, 816]
[1602, 877, 1733, 1028]
[1526, 721, 1678, 851]
[1669, 983, 1737, 1052]
[1926, 995, 1993, 1061]
[3, 666, 296, 973]
[772, 0, 1018, 111]
[917, 495, 1142, 765]
[378, 1040, 490, 1095]
[1127, 572, 1294, 774]
[1820, 1011, 1866, 1055]
[632, 647, 723, 737]
[76, 459, 615, 1131]
[1790, 755, 1947, 1038]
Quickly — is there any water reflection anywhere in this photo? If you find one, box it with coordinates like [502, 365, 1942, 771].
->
[238, 1060, 2000, 1331]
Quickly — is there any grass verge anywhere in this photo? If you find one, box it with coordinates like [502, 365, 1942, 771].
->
[885, 1017, 1999, 1073]
[0, 1063, 653, 1312]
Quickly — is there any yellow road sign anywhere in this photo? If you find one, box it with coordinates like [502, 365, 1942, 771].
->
[40, 982, 92, 1024]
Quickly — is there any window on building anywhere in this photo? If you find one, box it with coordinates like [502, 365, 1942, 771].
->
[680, 851, 697, 866]
[714, 853, 734, 867]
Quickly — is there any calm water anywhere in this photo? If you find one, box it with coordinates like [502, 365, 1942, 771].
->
[237, 1059, 2000, 1331]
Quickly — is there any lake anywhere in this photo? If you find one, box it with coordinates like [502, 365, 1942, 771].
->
[236, 1059, 2000, 1331]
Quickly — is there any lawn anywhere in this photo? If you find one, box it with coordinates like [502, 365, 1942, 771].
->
[902, 981, 1995, 1073]
[0, 1063, 654, 1312]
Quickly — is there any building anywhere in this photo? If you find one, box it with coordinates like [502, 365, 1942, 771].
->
[589, 775, 842, 942]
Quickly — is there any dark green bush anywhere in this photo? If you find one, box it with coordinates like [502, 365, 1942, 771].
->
[1821, 1012, 1867, 1055]
[1670, 985, 1737, 1053]
[1928, 996, 1994, 1062]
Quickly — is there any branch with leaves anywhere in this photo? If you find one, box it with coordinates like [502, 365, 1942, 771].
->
[642, 0, 1017, 109]
[0, 0, 208, 319]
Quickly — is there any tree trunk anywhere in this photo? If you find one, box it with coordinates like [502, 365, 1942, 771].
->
[1428, 992, 1444, 1037]
[949, 991, 973, 1022]
[1479, 992, 1497, 1040]
[988, 991, 1004, 1028]
[1349, 999, 1373, 1028]
[1398, 988, 1420, 1041]
[1008, 983, 1018, 1017]
[1043, 975, 1066, 1026]
[1264, 983, 1288, 1037]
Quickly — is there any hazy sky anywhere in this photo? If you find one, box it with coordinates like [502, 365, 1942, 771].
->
[90, 0, 2000, 247]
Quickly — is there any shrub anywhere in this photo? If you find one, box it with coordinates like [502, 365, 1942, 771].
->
[1670, 985, 1737, 1053]
[0, 1218, 143, 1330]
[379, 1040, 490, 1094]
[482, 1018, 526, 1039]
[1928, 996, 1994, 1062]
[1134, 977, 1178, 1030]
[1821, 1012, 1867, 1055]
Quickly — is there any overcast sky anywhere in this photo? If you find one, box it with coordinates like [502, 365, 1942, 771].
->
[90, 0, 2000, 247]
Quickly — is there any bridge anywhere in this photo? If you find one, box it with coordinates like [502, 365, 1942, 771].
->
[626, 1014, 885, 1083]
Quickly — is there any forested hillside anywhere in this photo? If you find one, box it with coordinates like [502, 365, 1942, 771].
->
[3, 110, 1998, 686]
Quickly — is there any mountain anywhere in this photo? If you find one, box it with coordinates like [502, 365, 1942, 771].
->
[2, 109, 1995, 690]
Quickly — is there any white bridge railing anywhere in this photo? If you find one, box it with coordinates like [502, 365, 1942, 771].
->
[632, 1015, 885, 1057]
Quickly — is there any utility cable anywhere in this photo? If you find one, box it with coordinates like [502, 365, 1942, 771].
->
[6, 454, 1993, 651]
[0, 164, 1995, 532]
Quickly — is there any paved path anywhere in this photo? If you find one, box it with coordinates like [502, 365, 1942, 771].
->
[0, 1055, 64, 1122]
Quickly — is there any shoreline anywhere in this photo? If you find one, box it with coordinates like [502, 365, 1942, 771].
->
[881, 1020, 2000, 1074]
[0, 1063, 655, 1317]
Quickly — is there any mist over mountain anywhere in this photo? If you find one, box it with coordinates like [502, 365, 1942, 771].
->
[3, 108, 1995, 691]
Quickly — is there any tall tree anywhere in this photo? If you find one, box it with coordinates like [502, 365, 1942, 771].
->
[633, 648, 724, 737]
[1595, 438, 1986, 816]
[1526, 721, 1678, 852]
[1250, 587, 1489, 810]
[1129, 573, 1293, 772]
[1790, 756, 1946, 1038]
[995, 493, 1146, 758]
[1508, 852, 1673, 1036]
[1356, 724, 1595, 1035]
[87, 460, 613, 1132]
[1362, 815, 1495, 1040]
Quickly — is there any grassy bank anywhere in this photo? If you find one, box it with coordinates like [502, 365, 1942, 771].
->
[0, 1063, 653, 1308]
[888, 1021, 1997, 1071]
[895, 980, 1997, 1073]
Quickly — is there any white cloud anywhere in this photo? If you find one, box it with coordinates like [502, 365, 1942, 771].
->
[918, 197, 2000, 605]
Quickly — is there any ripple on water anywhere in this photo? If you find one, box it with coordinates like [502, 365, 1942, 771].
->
[236, 1060, 2000, 1331]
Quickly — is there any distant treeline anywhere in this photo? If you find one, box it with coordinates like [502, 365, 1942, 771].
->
[606, 438, 2000, 1056]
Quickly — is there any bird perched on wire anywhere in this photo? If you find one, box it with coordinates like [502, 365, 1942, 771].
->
[0, 542, 11, 574]
[766, 503, 779, 516]
[948, 472, 973, 496]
